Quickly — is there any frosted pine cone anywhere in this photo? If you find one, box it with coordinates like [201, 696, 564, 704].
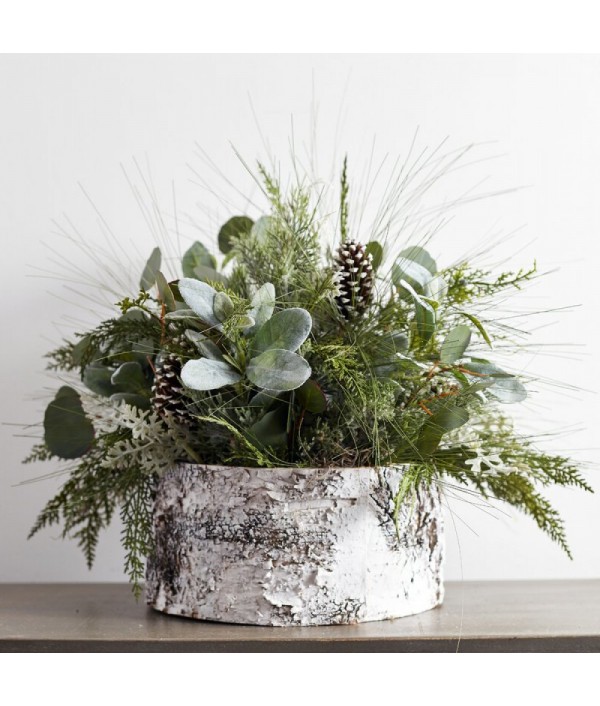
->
[151, 355, 195, 426]
[334, 240, 374, 318]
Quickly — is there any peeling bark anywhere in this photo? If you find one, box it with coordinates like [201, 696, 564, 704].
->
[146, 464, 444, 626]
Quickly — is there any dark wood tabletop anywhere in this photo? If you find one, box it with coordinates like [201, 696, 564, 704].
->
[0, 580, 598, 652]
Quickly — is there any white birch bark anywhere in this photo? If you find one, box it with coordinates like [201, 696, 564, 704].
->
[146, 464, 444, 626]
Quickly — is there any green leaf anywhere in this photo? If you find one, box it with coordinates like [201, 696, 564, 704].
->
[213, 291, 234, 322]
[155, 271, 176, 312]
[110, 392, 151, 410]
[424, 275, 448, 302]
[249, 408, 288, 449]
[111, 362, 148, 394]
[83, 364, 114, 396]
[247, 349, 311, 391]
[400, 279, 436, 345]
[181, 358, 241, 391]
[488, 377, 527, 404]
[164, 308, 199, 321]
[462, 362, 527, 404]
[250, 216, 272, 243]
[44, 386, 95, 459]
[178, 278, 220, 328]
[296, 379, 327, 413]
[252, 308, 312, 356]
[182, 241, 217, 278]
[459, 311, 493, 348]
[365, 241, 384, 270]
[188, 265, 228, 286]
[417, 404, 469, 455]
[440, 324, 472, 364]
[71, 335, 92, 366]
[248, 283, 276, 331]
[218, 215, 254, 254]
[184, 330, 224, 360]
[397, 245, 437, 275]
[392, 258, 432, 294]
[140, 247, 161, 291]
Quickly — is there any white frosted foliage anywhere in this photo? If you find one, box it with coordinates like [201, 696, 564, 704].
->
[146, 464, 444, 626]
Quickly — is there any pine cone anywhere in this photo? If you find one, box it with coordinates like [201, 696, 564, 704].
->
[334, 240, 374, 318]
[151, 355, 195, 426]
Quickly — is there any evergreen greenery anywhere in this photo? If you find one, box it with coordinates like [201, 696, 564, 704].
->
[25, 154, 592, 593]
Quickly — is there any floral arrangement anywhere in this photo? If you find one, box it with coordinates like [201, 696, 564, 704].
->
[25, 153, 592, 595]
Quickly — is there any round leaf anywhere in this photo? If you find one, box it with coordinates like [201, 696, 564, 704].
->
[247, 349, 311, 391]
[248, 282, 276, 331]
[213, 291, 234, 322]
[365, 241, 384, 270]
[178, 278, 220, 328]
[44, 386, 95, 459]
[392, 258, 433, 294]
[440, 324, 472, 364]
[296, 379, 327, 413]
[252, 308, 312, 355]
[250, 216, 273, 244]
[249, 408, 289, 449]
[397, 245, 437, 275]
[218, 215, 254, 254]
[182, 241, 217, 278]
[111, 362, 148, 394]
[181, 358, 241, 391]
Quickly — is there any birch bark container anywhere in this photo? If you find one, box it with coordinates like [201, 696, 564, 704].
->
[146, 463, 444, 626]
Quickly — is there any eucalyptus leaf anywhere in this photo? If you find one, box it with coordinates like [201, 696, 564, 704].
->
[189, 265, 228, 286]
[365, 241, 384, 270]
[110, 362, 149, 394]
[218, 215, 254, 254]
[296, 379, 327, 413]
[213, 291, 234, 323]
[140, 247, 161, 291]
[178, 278, 220, 328]
[392, 258, 433, 294]
[488, 377, 527, 404]
[397, 245, 437, 275]
[462, 362, 527, 404]
[400, 279, 436, 344]
[440, 324, 472, 364]
[417, 404, 469, 455]
[164, 308, 199, 321]
[44, 386, 95, 459]
[184, 330, 224, 360]
[181, 358, 241, 391]
[155, 271, 176, 312]
[182, 241, 217, 278]
[249, 408, 289, 449]
[109, 392, 151, 410]
[247, 349, 311, 391]
[460, 311, 493, 349]
[252, 308, 312, 356]
[424, 275, 448, 302]
[83, 364, 114, 397]
[248, 282, 276, 331]
[250, 216, 272, 244]
[71, 335, 92, 366]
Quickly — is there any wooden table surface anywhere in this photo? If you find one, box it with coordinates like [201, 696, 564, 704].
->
[1, 580, 598, 652]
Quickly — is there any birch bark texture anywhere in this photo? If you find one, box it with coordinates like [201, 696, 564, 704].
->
[146, 464, 444, 626]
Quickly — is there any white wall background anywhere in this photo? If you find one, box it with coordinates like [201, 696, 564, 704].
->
[1, 54, 598, 583]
